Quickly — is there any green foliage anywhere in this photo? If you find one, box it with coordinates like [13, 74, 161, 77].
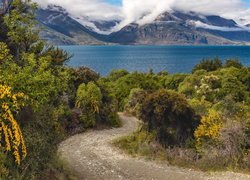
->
[19, 105, 66, 177]
[178, 70, 206, 98]
[70, 67, 100, 89]
[76, 82, 102, 127]
[224, 59, 243, 69]
[113, 129, 157, 157]
[0, 53, 70, 109]
[1, 0, 250, 174]
[219, 75, 247, 102]
[0, 42, 12, 62]
[97, 80, 120, 127]
[42, 46, 72, 66]
[139, 89, 199, 147]
[0, 149, 9, 179]
[162, 74, 187, 90]
[125, 88, 146, 116]
[107, 69, 129, 81]
[3, 0, 42, 59]
[188, 99, 212, 116]
[76, 82, 102, 113]
[109, 72, 161, 110]
[192, 58, 222, 73]
[0, 1, 76, 177]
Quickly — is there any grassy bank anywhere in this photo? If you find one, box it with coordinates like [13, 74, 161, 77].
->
[114, 128, 250, 174]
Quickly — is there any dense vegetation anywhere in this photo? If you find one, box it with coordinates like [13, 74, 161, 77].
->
[111, 60, 250, 171]
[0, 0, 249, 178]
[0, 0, 119, 179]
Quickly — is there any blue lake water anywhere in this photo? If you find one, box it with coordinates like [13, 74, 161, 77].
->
[61, 45, 250, 76]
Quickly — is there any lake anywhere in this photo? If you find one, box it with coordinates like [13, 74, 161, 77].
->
[61, 45, 250, 76]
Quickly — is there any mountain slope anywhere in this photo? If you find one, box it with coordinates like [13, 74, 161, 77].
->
[37, 6, 105, 45]
[37, 7, 250, 45]
[106, 11, 250, 45]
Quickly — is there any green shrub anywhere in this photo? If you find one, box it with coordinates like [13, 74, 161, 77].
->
[107, 69, 129, 81]
[224, 59, 243, 69]
[139, 89, 199, 147]
[111, 72, 161, 110]
[192, 58, 222, 73]
[125, 88, 146, 116]
[188, 99, 212, 116]
[76, 82, 102, 127]
[195, 74, 221, 102]
[162, 74, 187, 90]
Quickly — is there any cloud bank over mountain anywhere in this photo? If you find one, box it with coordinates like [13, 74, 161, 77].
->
[34, 0, 250, 33]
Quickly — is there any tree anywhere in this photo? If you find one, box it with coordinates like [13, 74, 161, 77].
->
[3, 0, 41, 60]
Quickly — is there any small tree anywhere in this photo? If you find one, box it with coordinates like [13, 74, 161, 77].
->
[4, 0, 41, 60]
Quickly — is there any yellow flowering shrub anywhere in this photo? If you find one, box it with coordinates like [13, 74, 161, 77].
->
[194, 109, 223, 149]
[0, 84, 27, 165]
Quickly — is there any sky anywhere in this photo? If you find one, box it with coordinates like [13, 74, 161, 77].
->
[34, 0, 250, 33]
[106, 0, 250, 6]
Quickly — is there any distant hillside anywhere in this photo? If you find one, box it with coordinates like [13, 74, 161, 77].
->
[37, 6, 250, 45]
[106, 11, 250, 45]
[37, 6, 105, 45]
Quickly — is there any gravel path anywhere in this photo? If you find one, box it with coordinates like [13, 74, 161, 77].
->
[58, 113, 250, 180]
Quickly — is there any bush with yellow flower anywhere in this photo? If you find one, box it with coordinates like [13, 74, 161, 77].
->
[0, 84, 27, 165]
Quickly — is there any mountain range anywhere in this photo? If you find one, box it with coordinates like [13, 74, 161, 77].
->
[37, 5, 250, 45]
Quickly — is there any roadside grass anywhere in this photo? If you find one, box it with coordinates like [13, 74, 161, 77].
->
[113, 129, 250, 174]
[42, 155, 78, 180]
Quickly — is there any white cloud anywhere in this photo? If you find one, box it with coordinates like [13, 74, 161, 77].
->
[190, 20, 250, 32]
[33, 0, 250, 33]
[34, 0, 122, 21]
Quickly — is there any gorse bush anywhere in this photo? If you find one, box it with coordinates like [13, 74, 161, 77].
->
[194, 109, 223, 151]
[139, 89, 199, 147]
[0, 85, 27, 165]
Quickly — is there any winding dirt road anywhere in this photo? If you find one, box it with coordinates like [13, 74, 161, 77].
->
[58, 113, 250, 180]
